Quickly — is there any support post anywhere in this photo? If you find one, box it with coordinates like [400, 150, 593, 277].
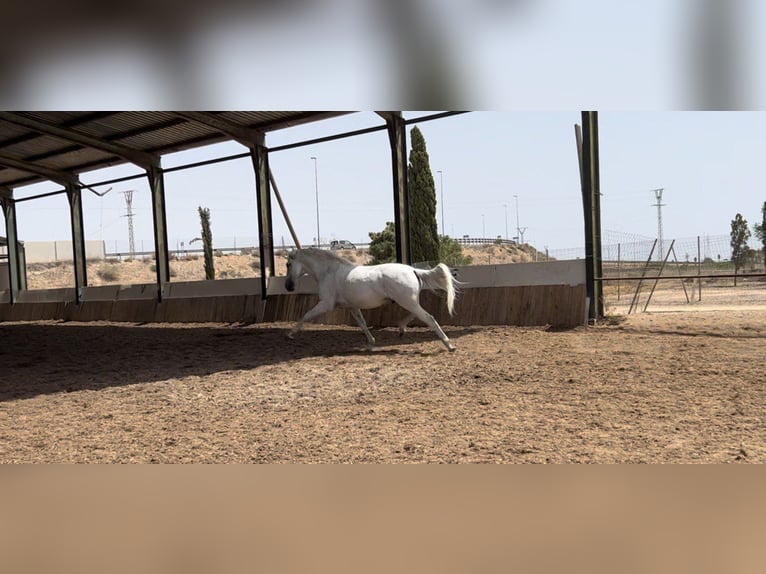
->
[66, 182, 88, 302]
[578, 112, 603, 322]
[1, 188, 23, 301]
[697, 235, 702, 301]
[617, 243, 621, 301]
[381, 112, 411, 264]
[251, 144, 274, 299]
[147, 165, 171, 300]
[628, 239, 658, 315]
[643, 240, 676, 312]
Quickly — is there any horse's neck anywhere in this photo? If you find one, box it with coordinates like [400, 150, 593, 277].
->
[305, 255, 343, 278]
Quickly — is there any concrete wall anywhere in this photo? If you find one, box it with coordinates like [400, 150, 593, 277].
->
[22, 240, 105, 263]
[0, 260, 587, 327]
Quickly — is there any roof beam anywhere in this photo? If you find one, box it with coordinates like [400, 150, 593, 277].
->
[0, 153, 78, 187]
[0, 112, 159, 168]
[172, 112, 265, 147]
[375, 111, 403, 122]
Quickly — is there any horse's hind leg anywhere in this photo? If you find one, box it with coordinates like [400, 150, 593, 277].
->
[349, 308, 376, 346]
[394, 298, 455, 351]
[397, 314, 415, 337]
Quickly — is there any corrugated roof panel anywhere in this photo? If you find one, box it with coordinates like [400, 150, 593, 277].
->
[0, 111, 360, 188]
[75, 112, 182, 140]
[218, 111, 294, 125]
[0, 167, 33, 186]
[219, 111, 351, 131]
[41, 148, 117, 172]
[1, 134, 83, 162]
[21, 111, 91, 125]
[0, 122, 38, 145]
[116, 122, 224, 152]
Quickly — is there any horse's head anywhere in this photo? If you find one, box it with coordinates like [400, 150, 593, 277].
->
[285, 250, 308, 292]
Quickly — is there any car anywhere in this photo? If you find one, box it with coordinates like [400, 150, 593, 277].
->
[330, 240, 356, 250]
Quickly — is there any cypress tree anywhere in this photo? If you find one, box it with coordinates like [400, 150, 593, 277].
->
[407, 126, 440, 264]
[198, 206, 215, 280]
[754, 201, 766, 272]
[730, 213, 750, 286]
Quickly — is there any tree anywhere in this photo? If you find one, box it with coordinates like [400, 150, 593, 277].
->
[198, 206, 215, 280]
[753, 201, 766, 272]
[730, 213, 751, 286]
[368, 221, 396, 264]
[407, 126, 439, 264]
[438, 235, 472, 267]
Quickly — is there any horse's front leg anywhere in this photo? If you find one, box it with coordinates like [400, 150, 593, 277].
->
[349, 308, 376, 346]
[288, 298, 335, 339]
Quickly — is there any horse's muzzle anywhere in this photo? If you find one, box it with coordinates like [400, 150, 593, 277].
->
[285, 278, 295, 292]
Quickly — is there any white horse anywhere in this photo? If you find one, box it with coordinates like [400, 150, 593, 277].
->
[284, 248, 459, 351]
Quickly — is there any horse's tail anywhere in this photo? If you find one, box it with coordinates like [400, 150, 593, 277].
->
[414, 263, 459, 316]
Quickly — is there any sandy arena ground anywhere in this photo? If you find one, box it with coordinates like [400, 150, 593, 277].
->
[1, 301, 764, 463]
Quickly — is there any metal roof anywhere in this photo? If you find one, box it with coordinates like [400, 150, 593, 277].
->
[0, 111, 351, 189]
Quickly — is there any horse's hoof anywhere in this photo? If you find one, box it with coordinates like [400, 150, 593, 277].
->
[447, 344, 457, 352]
[286, 332, 296, 340]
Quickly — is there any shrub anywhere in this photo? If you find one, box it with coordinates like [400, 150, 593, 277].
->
[439, 235, 472, 266]
[97, 263, 120, 282]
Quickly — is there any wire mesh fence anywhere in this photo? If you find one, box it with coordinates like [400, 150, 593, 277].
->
[598, 232, 766, 313]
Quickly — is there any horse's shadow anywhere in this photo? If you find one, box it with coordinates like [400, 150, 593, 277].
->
[288, 325, 478, 357]
[0, 322, 481, 402]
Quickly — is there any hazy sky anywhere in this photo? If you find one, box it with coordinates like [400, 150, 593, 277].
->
[2, 1, 765, 109]
[4, 111, 765, 257]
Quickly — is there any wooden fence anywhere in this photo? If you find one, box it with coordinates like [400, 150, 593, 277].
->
[1, 261, 587, 328]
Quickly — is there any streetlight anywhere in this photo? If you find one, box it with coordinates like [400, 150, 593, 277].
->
[437, 170, 444, 237]
[310, 156, 320, 247]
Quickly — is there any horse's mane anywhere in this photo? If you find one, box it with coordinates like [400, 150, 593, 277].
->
[296, 247, 355, 267]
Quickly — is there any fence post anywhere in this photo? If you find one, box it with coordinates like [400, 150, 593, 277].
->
[617, 243, 621, 301]
[697, 235, 702, 301]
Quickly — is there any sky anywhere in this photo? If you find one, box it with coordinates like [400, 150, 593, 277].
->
[4, 111, 766, 258]
[2, 1, 765, 109]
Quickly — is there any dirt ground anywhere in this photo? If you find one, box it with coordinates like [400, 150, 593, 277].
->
[2, 303, 764, 463]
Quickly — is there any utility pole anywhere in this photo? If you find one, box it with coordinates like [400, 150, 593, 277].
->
[122, 190, 136, 257]
[651, 188, 665, 261]
[513, 194, 527, 244]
